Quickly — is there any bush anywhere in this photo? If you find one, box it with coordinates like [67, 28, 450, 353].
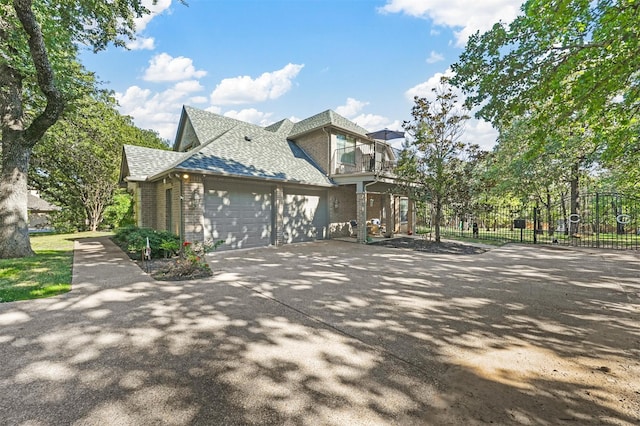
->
[112, 226, 180, 260]
[102, 190, 135, 230]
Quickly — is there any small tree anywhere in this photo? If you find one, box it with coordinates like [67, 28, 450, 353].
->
[398, 78, 470, 242]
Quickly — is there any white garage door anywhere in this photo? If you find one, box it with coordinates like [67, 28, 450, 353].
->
[204, 182, 273, 251]
[283, 191, 328, 243]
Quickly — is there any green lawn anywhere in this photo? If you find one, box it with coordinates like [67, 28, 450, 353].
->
[0, 231, 111, 303]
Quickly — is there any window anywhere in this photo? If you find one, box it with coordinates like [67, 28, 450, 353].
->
[336, 134, 356, 164]
[400, 197, 408, 223]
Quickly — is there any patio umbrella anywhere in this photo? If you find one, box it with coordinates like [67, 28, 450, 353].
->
[366, 129, 405, 141]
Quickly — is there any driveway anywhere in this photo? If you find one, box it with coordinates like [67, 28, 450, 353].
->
[0, 237, 638, 425]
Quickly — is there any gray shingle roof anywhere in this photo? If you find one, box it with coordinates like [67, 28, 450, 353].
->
[28, 193, 60, 212]
[123, 107, 335, 187]
[174, 108, 332, 186]
[122, 145, 186, 181]
[288, 110, 371, 138]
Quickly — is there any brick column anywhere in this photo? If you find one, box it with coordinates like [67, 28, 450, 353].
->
[356, 191, 367, 243]
[274, 185, 284, 246]
[384, 194, 395, 238]
[183, 175, 204, 242]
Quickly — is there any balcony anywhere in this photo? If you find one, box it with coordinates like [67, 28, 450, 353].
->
[332, 144, 398, 175]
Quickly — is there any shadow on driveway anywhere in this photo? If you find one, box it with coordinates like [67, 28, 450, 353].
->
[0, 237, 638, 425]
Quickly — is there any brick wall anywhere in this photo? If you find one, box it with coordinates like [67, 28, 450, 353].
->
[137, 182, 156, 228]
[182, 175, 204, 243]
[294, 130, 329, 173]
[328, 185, 357, 238]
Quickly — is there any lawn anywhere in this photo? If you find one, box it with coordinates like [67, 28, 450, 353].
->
[0, 231, 111, 303]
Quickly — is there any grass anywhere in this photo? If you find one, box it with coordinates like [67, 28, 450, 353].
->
[0, 231, 111, 303]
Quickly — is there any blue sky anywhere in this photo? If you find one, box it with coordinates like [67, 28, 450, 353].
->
[80, 0, 524, 149]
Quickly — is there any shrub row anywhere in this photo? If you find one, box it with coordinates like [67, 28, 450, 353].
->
[112, 226, 180, 260]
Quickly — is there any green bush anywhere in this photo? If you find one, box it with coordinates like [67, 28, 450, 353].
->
[102, 190, 135, 230]
[112, 226, 180, 260]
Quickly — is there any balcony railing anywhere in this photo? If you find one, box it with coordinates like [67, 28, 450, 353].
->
[333, 145, 397, 175]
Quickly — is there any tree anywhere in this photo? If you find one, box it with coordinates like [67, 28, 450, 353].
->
[452, 0, 639, 126]
[398, 78, 470, 242]
[0, 0, 153, 258]
[29, 94, 168, 231]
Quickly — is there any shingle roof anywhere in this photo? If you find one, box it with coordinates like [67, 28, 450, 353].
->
[123, 107, 334, 187]
[288, 110, 371, 138]
[174, 108, 332, 186]
[27, 193, 61, 212]
[122, 145, 186, 181]
[264, 118, 295, 134]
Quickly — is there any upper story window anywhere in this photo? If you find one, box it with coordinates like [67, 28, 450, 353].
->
[336, 134, 356, 164]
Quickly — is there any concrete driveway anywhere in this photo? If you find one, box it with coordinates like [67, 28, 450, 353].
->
[0, 237, 638, 425]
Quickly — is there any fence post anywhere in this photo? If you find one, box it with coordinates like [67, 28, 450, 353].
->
[595, 192, 600, 248]
[533, 205, 538, 244]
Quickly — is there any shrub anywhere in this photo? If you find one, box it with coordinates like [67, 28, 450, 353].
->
[102, 190, 135, 230]
[112, 226, 180, 260]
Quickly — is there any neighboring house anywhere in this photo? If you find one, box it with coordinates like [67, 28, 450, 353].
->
[28, 191, 61, 231]
[120, 105, 415, 251]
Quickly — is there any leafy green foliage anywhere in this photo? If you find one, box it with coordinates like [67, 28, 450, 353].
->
[397, 78, 471, 242]
[1, 0, 163, 258]
[451, 0, 640, 190]
[102, 190, 135, 230]
[29, 94, 168, 232]
[112, 226, 180, 260]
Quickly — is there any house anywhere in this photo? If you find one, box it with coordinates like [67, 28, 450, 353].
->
[28, 191, 61, 231]
[120, 106, 415, 251]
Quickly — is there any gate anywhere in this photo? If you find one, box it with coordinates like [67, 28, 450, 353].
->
[429, 193, 640, 250]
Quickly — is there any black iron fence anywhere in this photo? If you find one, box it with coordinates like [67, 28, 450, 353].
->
[419, 193, 640, 250]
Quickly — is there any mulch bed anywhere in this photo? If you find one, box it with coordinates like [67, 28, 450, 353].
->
[369, 237, 487, 255]
[135, 257, 213, 281]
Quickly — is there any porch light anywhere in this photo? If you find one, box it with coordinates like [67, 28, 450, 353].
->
[182, 173, 190, 180]
[370, 198, 374, 207]
[333, 197, 340, 210]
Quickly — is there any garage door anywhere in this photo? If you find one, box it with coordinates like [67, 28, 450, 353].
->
[283, 191, 328, 243]
[204, 182, 273, 251]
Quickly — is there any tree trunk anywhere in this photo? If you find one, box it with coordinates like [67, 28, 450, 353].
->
[434, 198, 442, 242]
[0, 138, 34, 257]
[0, 3, 65, 257]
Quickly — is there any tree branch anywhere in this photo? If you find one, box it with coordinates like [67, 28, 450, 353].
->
[12, 0, 65, 147]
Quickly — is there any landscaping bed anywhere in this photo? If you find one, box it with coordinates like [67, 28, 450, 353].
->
[370, 236, 488, 255]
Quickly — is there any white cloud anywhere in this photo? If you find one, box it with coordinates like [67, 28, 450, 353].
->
[126, 37, 155, 51]
[115, 80, 205, 140]
[335, 98, 368, 117]
[463, 119, 499, 151]
[426, 50, 444, 64]
[135, 0, 173, 33]
[378, 0, 522, 46]
[143, 53, 207, 82]
[405, 69, 456, 101]
[210, 63, 304, 105]
[335, 98, 403, 138]
[223, 108, 273, 126]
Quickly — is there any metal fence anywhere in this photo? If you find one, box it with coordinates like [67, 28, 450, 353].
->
[419, 193, 640, 250]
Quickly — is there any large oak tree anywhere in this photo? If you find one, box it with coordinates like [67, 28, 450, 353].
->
[0, 0, 151, 258]
[451, 0, 639, 189]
